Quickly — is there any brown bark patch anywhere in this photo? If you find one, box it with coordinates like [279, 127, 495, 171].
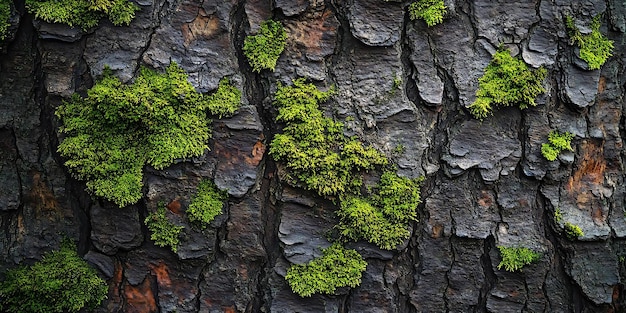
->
[214, 138, 266, 169]
[26, 171, 60, 211]
[477, 190, 493, 208]
[567, 140, 606, 193]
[124, 277, 157, 313]
[431, 223, 444, 238]
[150, 261, 172, 288]
[249, 140, 266, 165]
[104, 261, 124, 312]
[182, 8, 220, 47]
[167, 199, 183, 215]
[286, 9, 337, 60]
[566, 140, 607, 224]
[597, 76, 606, 93]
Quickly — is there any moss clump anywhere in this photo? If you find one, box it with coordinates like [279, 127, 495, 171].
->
[206, 78, 242, 118]
[187, 179, 227, 229]
[25, 0, 139, 30]
[554, 208, 563, 223]
[497, 246, 540, 272]
[0, 240, 108, 313]
[541, 130, 574, 161]
[469, 47, 547, 120]
[337, 171, 423, 250]
[0, 0, 10, 40]
[285, 243, 367, 297]
[269, 79, 388, 197]
[564, 222, 584, 239]
[566, 15, 614, 70]
[243, 19, 287, 73]
[56, 64, 241, 207]
[145, 205, 184, 252]
[408, 0, 446, 27]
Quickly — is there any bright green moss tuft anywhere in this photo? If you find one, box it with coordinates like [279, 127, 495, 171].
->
[145, 205, 184, 252]
[541, 130, 574, 161]
[243, 19, 287, 73]
[56, 64, 241, 207]
[0, 240, 108, 313]
[207, 78, 242, 119]
[0, 0, 10, 40]
[25, 0, 139, 30]
[469, 48, 547, 120]
[408, 0, 446, 27]
[337, 171, 422, 250]
[564, 222, 584, 239]
[373, 171, 423, 222]
[554, 208, 563, 223]
[285, 243, 367, 297]
[497, 246, 540, 272]
[548, 130, 574, 151]
[187, 179, 227, 228]
[270, 79, 388, 197]
[566, 15, 614, 70]
[541, 143, 560, 161]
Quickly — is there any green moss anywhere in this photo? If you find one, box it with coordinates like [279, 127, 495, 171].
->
[0, 239, 108, 313]
[0, 0, 10, 40]
[187, 179, 227, 229]
[285, 243, 367, 297]
[541, 130, 574, 161]
[243, 19, 287, 73]
[408, 0, 446, 27]
[336, 171, 422, 250]
[269, 79, 388, 197]
[469, 47, 547, 120]
[25, 0, 139, 30]
[554, 208, 563, 223]
[207, 78, 242, 119]
[497, 246, 540, 272]
[56, 64, 241, 207]
[145, 205, 184, 252]
[337, 197, 409, 250]
[566, 15, 614, 70]
[541, 143, 559, 161]
[564, 222, 584, 239]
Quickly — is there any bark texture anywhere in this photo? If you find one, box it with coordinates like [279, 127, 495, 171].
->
[1, 0, 626, 312]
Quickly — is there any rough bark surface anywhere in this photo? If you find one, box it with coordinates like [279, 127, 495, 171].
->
[1, 0, 626, 312]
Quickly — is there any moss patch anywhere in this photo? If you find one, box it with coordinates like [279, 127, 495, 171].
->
[469, 47, 546, 120]
[187, 179, 227, 229]
[56, 63, 241, 207]
[145, 205, 184, 252]
[269, 79, 388, 197]
[541, 130, 574, 161]
[0, 0, 10, 40]
[285, 243, 367, 297]
[497, 246, 540, 272]
[25, 0, 139, 30]
[337, 171, 423, 250]
[566, 15, 614, 70]
[243, 19, 287, 73]
[0, 240, 108, 313]
[564, 222, 584, 239]
[408, 0, 446, 27]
